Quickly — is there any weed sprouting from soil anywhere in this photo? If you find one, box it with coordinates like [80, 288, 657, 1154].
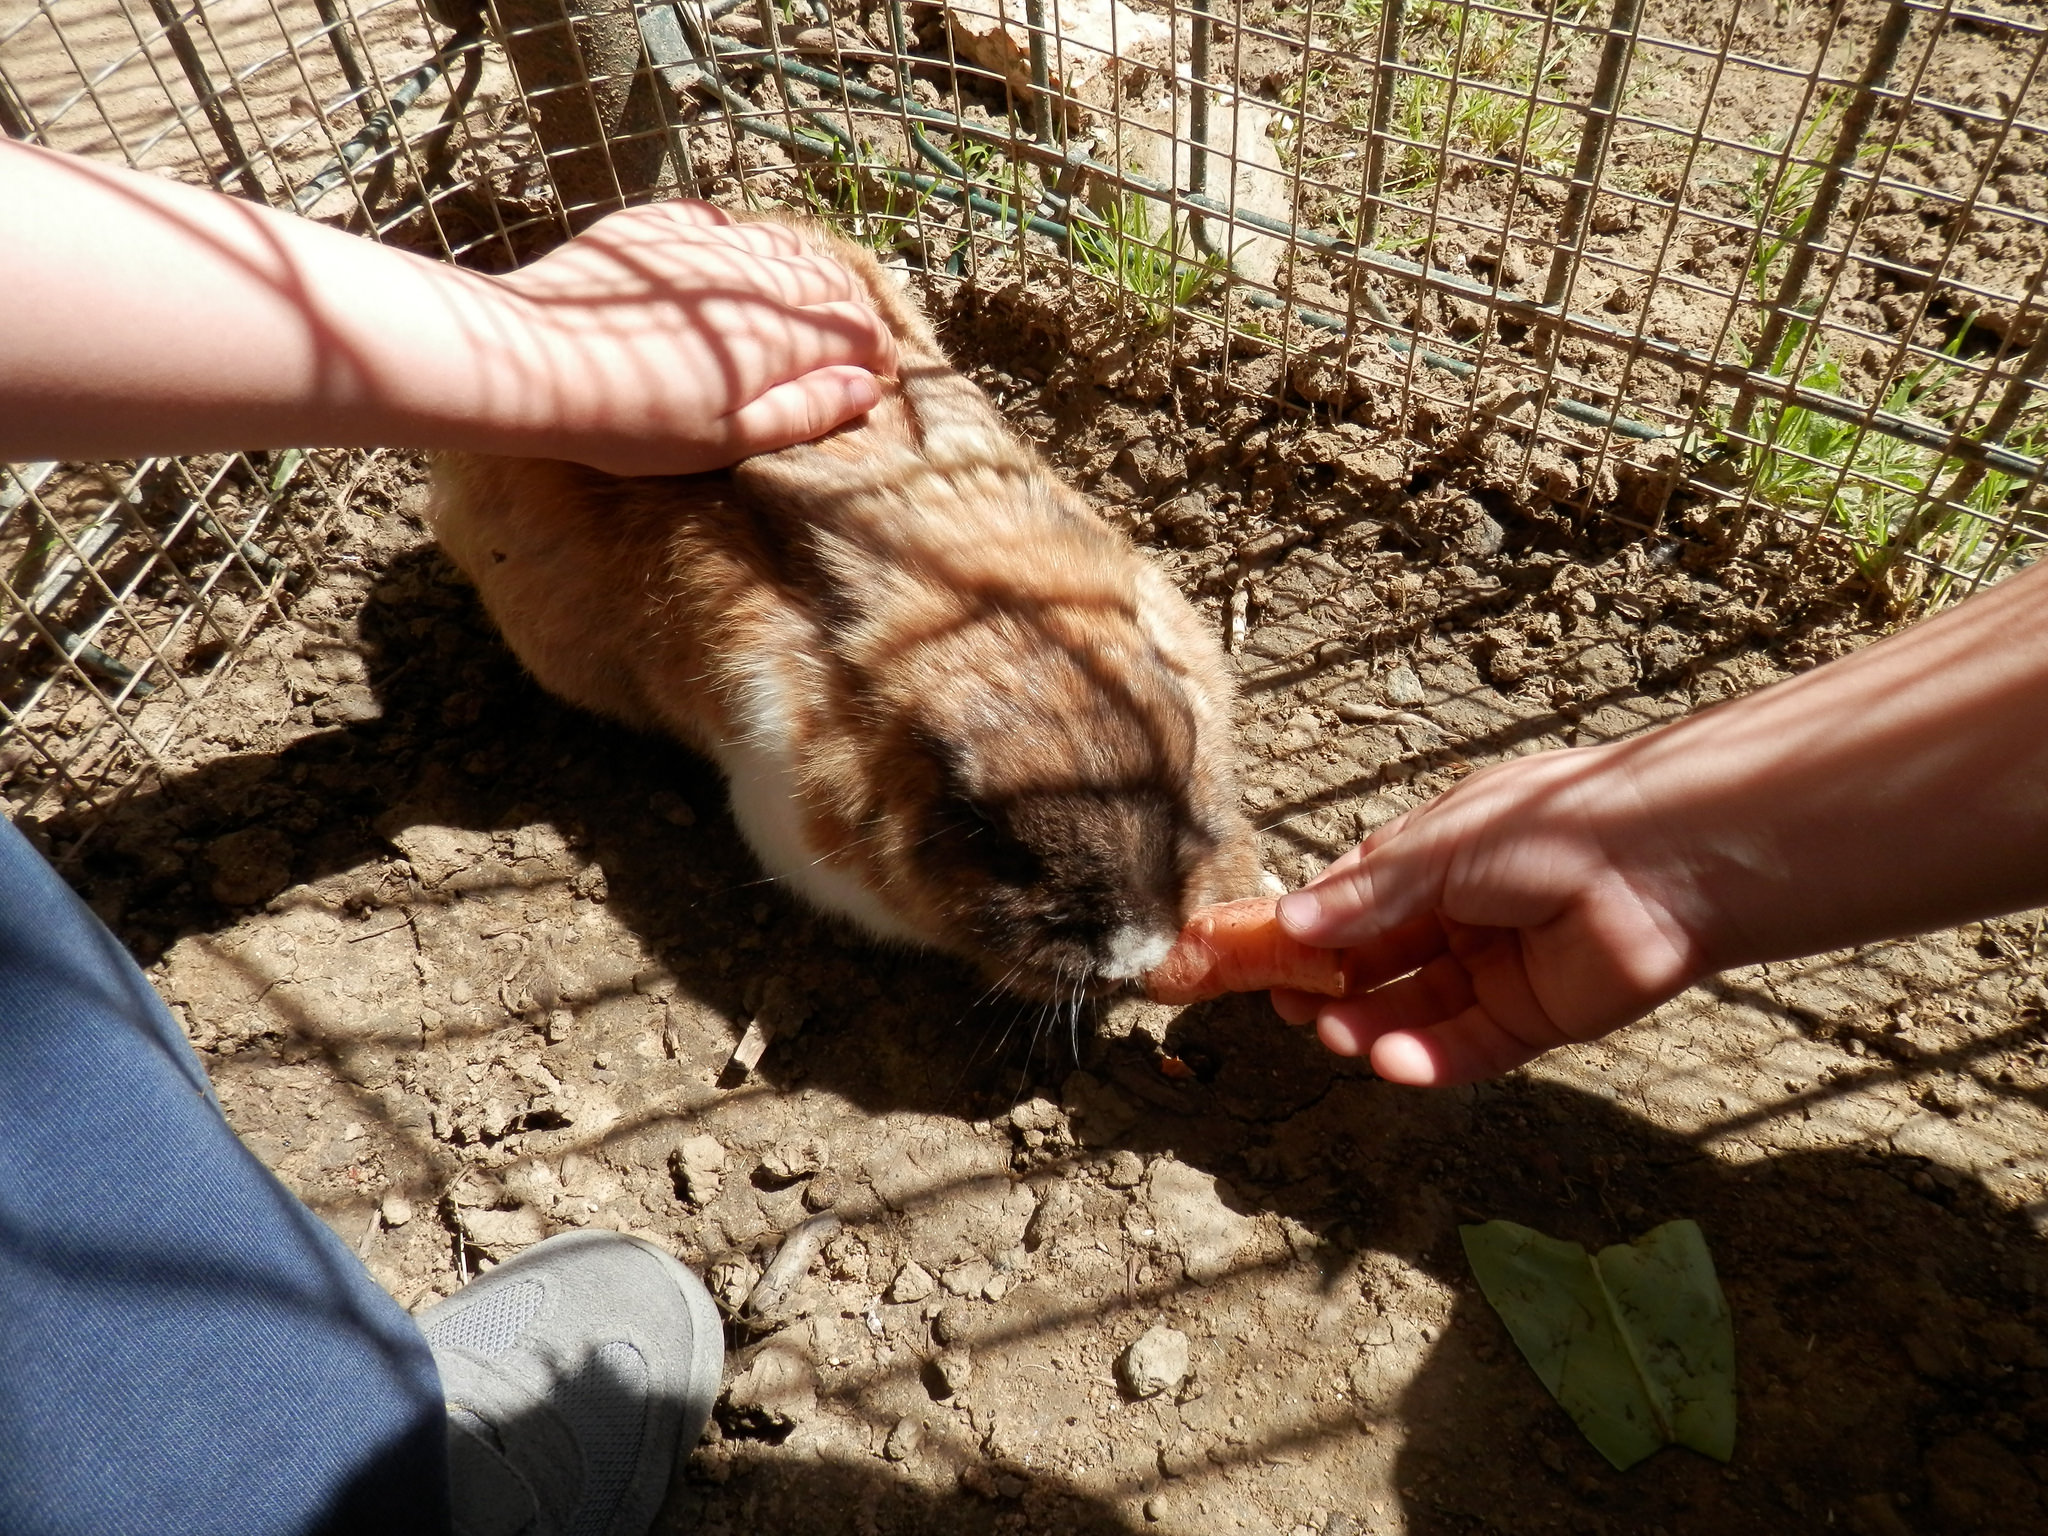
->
[1278, 0, 1594, 222]
[1707, 313, 2046, 602]
[1067, 193, 1228, 324]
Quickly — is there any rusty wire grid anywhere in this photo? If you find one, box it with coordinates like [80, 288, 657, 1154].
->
[4, 0, 2048, 828]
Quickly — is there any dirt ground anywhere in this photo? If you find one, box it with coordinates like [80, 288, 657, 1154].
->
[11, 0, 2048, 1532]
[19, 298, 2048, 1535]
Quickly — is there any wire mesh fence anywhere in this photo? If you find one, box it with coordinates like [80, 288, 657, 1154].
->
[5, 0, 2047, 828]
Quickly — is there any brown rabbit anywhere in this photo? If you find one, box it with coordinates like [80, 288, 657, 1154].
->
[431, 218, 1262, 998]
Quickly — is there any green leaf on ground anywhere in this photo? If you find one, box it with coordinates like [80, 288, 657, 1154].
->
[1460, 1218, 1736, 1471]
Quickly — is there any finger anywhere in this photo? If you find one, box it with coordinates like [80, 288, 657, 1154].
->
[1340, 910, 1448, 992]
[1442, 919, 1581, 1049]
[1270, 987, 1322, 1026]
[1288, 834, 1379, 896]
[717, 365, 884, 458]
[1313, 953, 1476, 1059]
[1277, 842, 1425, 949]
[696, 295, 899, 385]
[766, 297, 899, 380]
[1369, 1008, 1556, 1086]
[1361, 923, 1583, 1084]
[646, 199, 735, 228]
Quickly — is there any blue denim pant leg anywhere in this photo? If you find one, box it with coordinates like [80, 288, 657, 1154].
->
[0, 818, 449, 1536]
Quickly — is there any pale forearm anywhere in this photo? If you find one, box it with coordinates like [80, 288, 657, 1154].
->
[1619, 555, 2048, 967]
[1, 142, 892, 474]
[0, 140, 538, 463]
[1277, 539, 2048, 1085]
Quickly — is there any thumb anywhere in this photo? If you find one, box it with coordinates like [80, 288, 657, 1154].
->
[1276, 824, 1438, 949]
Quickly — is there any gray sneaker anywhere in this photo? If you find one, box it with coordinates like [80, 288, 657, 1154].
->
[418, 1231, 725, 1536]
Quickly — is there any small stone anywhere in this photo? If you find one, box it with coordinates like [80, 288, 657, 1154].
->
[889, 1261, 936, 1304]
[884, 1414, 924, 1461]
[1145, 1495, 1167, 1522]
[1105, 1150, 1146, 1188]
[1322, 1516, 1362, 1536]
[1118, 1323, 1191, 1399]
[545, 1009, 573, 1044]
[803, 1171, 844, 1212]
[380, 1193, 414, 1227]
[933, 1304, 973, 1347]
[1381, 665, 1425, 706]
[670, 1134, 727, 1205]
[942, 1257, 995, 1297]
[928, 1347, 973, 1398]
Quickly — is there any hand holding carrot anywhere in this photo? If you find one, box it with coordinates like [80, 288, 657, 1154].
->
[1259, 554, 2048, 1087]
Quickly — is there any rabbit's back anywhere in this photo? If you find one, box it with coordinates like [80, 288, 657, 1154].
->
[432, 222, 1262, 993]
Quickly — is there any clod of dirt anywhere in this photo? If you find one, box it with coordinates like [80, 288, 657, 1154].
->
[1117, 1324, 1191, 1400]
[725, 1339, 817, 1430]
[1024, 1176, 1080, 1249]
[802, 1171, 844, 1212]
[887, 1260, 936, 1303]
[456, 1204, 543, 1257]
[380, 1193, 413, 1228]
[883, 1415, 924, 1462]
[1104, 1149, 1146, 1188]
[759, 1134, 830, 1184]
[927, 1347, 973, 1399]
[941, 1256, 996, 1297]
[705, 1252, 760, 1314]
[1007, 1097, 1064, 1133]
[377, 817, 490, 889]
[1146, 1159, 1255, 1283]
[670, 1134, 727, 1205]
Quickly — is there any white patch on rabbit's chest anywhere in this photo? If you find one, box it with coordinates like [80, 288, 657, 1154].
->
[717, 657, 924, 947]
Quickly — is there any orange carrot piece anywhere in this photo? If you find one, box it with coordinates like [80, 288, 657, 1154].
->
[1144, 897, 1348, 1004]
